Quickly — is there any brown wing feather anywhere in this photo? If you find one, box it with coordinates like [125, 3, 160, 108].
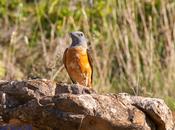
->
[63, 48, 68, 70]
[63, 48, 76, 83]
[87, 49, 93, 84]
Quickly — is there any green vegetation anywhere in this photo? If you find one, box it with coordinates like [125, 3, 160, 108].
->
[0, 0, 175, 105]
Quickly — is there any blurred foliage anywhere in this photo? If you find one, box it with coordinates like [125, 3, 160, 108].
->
[0, 61, 5, 78]
[165, 96, 175, 111]
[1, 0, 175, 109]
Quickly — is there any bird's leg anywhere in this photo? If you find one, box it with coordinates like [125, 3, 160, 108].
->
[85, 74, 88, 87]
[75, 81, 80, 85]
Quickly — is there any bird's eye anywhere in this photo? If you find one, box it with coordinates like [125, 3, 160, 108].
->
[79, 33, 83, 37]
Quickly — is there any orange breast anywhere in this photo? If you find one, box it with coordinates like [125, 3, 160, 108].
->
[64, 46, 92, 87]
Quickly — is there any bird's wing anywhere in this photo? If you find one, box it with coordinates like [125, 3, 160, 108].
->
[63, 48, 68, 70]
[63, 48, 76, 83]
[87, 48, 93, 83]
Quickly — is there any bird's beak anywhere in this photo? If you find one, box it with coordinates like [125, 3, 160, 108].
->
[69, 32, 72, 37]
[69, 32, 76, 38]
[69, 32, 78, 43]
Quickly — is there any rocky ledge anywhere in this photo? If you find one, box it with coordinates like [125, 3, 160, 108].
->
[0, 79, 174, 130]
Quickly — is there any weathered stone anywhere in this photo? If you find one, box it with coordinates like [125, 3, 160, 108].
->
[56, 82, 96, 95]
[0, 79, 173, 130]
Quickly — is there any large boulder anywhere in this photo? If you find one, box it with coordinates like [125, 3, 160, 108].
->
[0, 79, 174, 130]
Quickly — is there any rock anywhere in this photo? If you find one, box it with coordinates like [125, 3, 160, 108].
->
[0, 79, 173, 130]
[55, 82, 96, 95]
[131, 96, 174, 130]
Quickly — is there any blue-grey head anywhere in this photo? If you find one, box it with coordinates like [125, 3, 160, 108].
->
[69, 31, 88, 48]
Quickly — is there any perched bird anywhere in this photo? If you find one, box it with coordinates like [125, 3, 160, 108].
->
[63, 31, 93, 88]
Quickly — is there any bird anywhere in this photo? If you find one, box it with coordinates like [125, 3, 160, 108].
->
[63, 31, 93, 88]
